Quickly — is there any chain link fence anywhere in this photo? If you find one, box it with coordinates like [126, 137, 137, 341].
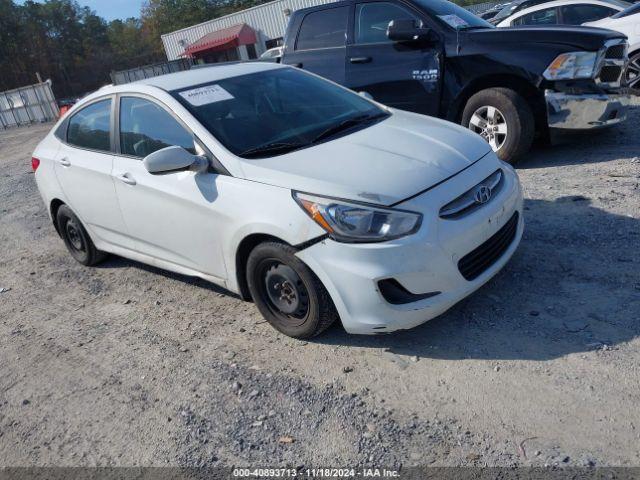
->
[0, 81, 59, 129]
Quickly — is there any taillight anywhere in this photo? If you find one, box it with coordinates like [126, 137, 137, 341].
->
[31, 157, 41, 171]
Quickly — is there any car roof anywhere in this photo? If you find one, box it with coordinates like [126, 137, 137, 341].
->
[135, 61, 285, 92]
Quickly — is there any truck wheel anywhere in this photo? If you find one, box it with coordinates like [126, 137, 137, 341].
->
[625, 51, 640, 94]
[246, 242, 338, 339]
[462, 88, 534, 164]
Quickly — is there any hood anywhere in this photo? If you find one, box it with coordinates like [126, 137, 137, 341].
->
[238, 110, 492, 206]
[467, 25, 626, 50]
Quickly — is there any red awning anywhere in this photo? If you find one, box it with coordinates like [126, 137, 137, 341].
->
[183, 24, 257, 56]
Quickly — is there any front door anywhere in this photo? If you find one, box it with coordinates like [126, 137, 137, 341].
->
[54, 97, 133, 249]
[282, 5, 350, 84]
[112, 95, 226, 279]
[345, 1, 442, 116]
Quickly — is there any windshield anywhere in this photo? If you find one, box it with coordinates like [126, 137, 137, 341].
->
[171, 68, 388, 158]
[414, 0, 494, 29]
[611, 1, 639, 17]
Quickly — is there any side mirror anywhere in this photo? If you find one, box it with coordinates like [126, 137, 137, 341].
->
[387, 19, 433, 43]
[143, 146, 208, 174]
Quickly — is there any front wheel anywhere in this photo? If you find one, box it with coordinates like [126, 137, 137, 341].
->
[246, 242, 338, 338]
[461, 87, 535, 164]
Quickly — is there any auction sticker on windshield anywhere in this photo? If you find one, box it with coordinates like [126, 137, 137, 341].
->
[179, 84, 234, 106]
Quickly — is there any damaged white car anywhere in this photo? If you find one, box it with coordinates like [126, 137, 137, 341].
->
[32, 63, 523, 338]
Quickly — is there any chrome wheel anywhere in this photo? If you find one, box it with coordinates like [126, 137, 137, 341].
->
[626, 53, 640, 90]
[468, 106, 508, 152]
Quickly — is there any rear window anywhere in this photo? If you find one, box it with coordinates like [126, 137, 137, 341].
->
[66, 99, 111, 152]
[296, 6, 349, 50]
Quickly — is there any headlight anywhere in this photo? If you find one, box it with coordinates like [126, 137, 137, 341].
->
[293, 192, 422, 242]
[543, 51, 598, 80]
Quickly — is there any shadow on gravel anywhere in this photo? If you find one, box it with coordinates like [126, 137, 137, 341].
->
[95, 256, 241, 299]
[316, 197, 640, 361]
[518, 105, 639, 169]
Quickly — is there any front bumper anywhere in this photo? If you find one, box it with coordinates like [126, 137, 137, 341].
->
[545, 90, 630, 130]
[296, 156, 524, 335]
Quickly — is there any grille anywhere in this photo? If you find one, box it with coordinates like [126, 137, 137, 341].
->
[596, 42, 627, 87]
[440, 170, 503, 219]
[458, 212, 519, 281]
[599, 65, 623, 84]
[605, 44, 625, 59]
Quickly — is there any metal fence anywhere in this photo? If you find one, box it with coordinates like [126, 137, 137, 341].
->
[111, 58, 194, 86]
[0, 81, 59, 129]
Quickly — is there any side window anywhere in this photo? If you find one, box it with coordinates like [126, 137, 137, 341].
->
[119, 97, 195, 158]
[513, 7, 558, 25]
[296, 7, 349, 50]
[355, 2, 420, 44]
[560, 4, 617, 24]
[67, 99, 111, 152]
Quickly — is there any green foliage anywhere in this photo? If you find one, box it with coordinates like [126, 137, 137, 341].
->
[0, 0, 160, 97]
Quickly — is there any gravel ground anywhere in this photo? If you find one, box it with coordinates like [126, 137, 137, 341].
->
[0, 100, 639, 469]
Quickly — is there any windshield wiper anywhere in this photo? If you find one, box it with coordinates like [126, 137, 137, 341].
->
[311, 112, 388, 144]
[239, 142, 306, 158]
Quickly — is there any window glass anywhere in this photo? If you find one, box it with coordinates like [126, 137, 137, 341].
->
[612, 2, 640, 18]
[67, 99, 111, 151]
[171, 68, 387, 158]
[413, 0, 494, 28]
[119, 97, 195, 157]
[296, 7, 348, 50]
[355, 2, 420, 44]
[560, 4, 617, 24]
[514, 7, 558, 24]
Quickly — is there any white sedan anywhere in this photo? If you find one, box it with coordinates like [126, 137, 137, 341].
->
[495, 0, 629, 26]
[584, 2, 640, 90]
[32, 63, 523, 338]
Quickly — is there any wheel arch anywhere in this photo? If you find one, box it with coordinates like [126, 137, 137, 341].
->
[50, 198, 66, 236]
[234, 233, 290, 301]
[448, 74, 547, 136]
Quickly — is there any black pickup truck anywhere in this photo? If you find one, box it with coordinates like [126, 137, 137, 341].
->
[280, 0, 630, 162]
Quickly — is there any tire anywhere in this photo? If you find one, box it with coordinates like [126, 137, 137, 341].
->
[56, 205, 108, 266]
[246, 242, 338, 339]
[625, 51, 640, 95]
[461, 87, 535, 164]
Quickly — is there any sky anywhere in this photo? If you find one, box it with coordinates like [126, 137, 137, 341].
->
[16, 0, 145, 20]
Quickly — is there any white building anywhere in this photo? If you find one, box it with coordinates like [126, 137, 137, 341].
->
[161, 0, 337, 62]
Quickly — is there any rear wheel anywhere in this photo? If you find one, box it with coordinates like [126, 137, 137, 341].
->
[56, 205, 108, 266]
[625, 51, 640, 94]
[246, 242, 338, 339]
[462, 87, 535, 164]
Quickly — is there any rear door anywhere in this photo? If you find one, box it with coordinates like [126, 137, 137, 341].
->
[54, 97, 134, 249]
[282, 5, 350, 84]
[345, 0, 442, 116]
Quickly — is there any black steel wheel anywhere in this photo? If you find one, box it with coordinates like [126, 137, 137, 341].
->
[246, 242, 338, 338]
[56, 205, 108, 266]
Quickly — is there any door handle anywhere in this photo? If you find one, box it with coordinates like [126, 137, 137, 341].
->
[58, 158, 70, 167]
[116, 173, 136, 186]
[350, 56, 372, 64]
